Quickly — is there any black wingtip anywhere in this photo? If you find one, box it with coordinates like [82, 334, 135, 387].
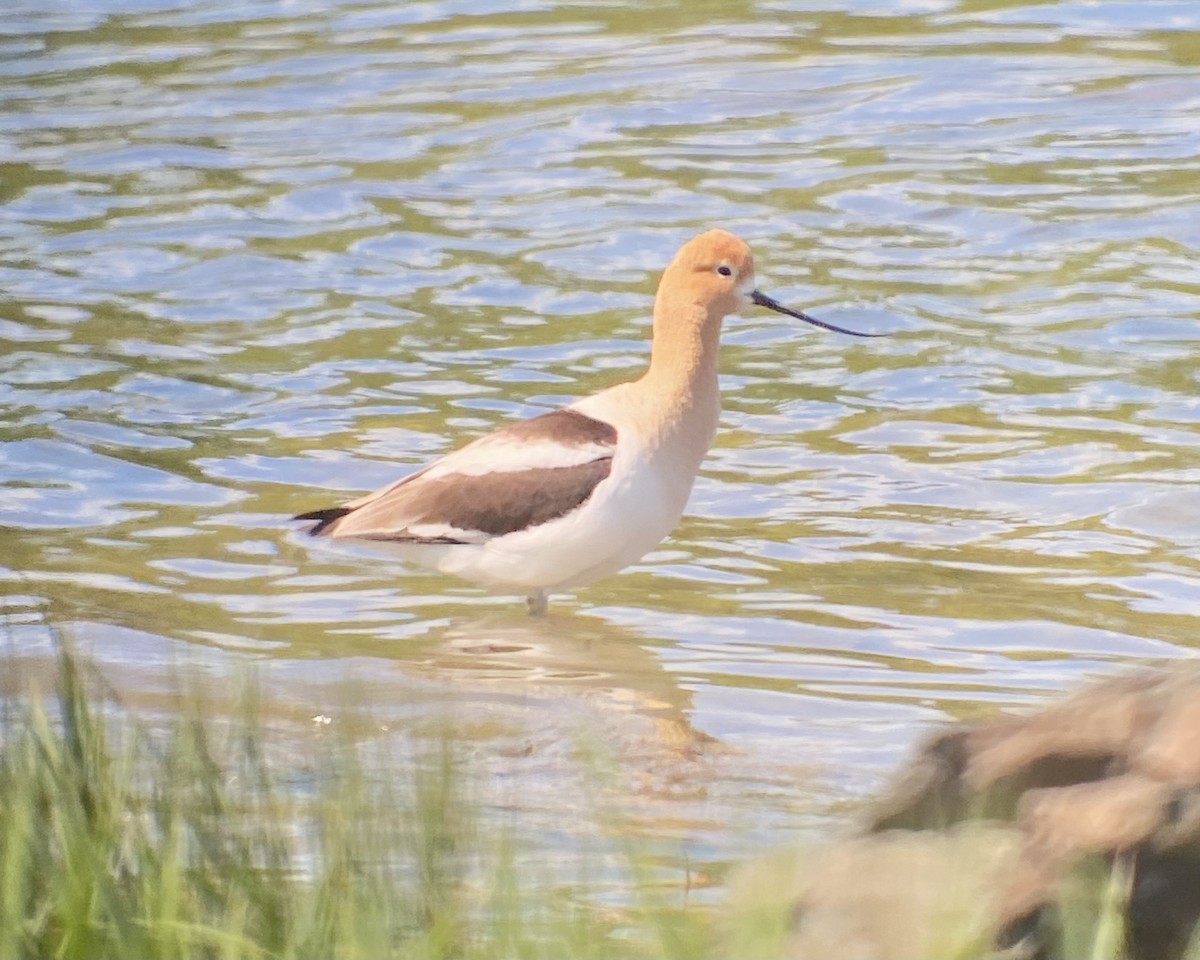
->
[293, 506, 353, 536]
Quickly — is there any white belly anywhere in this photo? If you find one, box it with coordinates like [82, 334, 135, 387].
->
[415, 433, 687, 592]
[355, 384, 716, 597]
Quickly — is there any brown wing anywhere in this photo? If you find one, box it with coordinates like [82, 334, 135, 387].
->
[294, 408, 617, 543]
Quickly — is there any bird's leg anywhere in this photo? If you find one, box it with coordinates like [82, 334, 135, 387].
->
[526, 590, 548, 617]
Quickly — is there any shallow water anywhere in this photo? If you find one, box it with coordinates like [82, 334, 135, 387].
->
[3, 0, 1200, 880]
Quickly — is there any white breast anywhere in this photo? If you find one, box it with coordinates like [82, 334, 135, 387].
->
[408, 393, 694, 593]
[431, 447, 671, 594]
[348, 381, 715, 596]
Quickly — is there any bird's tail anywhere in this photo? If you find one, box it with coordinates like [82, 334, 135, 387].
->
[293, 506, 353, 536]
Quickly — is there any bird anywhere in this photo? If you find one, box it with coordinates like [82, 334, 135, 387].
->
[294, 228, 879, 615]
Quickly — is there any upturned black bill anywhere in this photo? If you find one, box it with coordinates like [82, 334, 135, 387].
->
[751, 290, 883, 337]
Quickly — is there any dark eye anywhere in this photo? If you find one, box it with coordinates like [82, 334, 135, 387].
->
[716, 265, 733, 277]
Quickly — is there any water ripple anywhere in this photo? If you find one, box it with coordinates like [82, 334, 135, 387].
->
[2, 0, 1199, 873]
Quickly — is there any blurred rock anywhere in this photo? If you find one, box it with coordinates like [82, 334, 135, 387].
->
[726, 824, 1026, 960]
[730, 666, 1200, 960]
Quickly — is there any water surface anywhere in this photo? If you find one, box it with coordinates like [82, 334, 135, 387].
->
[3, 0, 1200, 879]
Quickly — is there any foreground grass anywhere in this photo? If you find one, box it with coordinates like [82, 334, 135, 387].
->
[4, 643, 1184, 960]
[0, 646, 711, 960]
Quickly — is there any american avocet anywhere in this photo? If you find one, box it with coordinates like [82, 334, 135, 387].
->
[295, 229, 879, 615]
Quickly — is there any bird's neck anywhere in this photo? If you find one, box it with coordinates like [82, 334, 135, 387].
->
[642, 299, 723, 405]
[628, 297, 723, 460]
